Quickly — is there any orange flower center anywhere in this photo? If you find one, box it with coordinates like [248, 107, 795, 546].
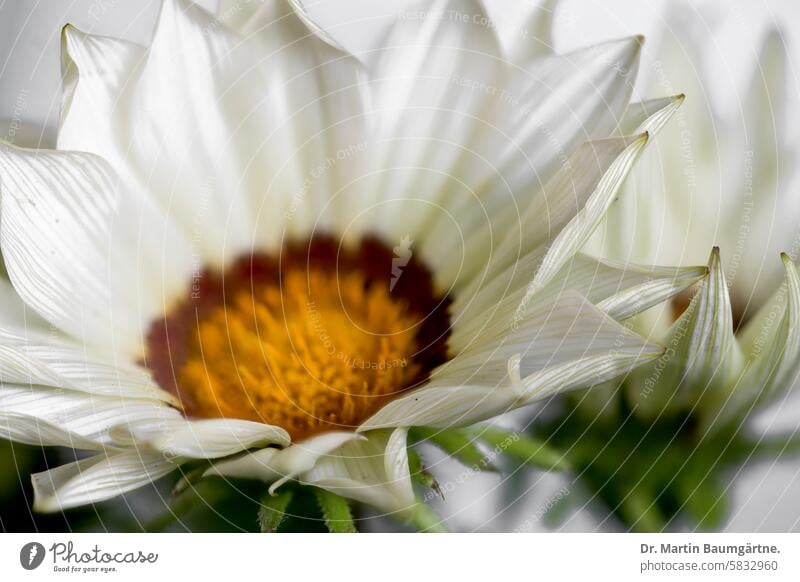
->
[144, 236, 451, 441]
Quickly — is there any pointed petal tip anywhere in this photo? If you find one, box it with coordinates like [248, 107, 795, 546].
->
[657, 92, 685, 106]
[614, 34, 645, 54]
[780, 254, 799, 282]
[583, 35, 645, 62]
[61, 22, 88, 45]
[641, 341, 666, 360]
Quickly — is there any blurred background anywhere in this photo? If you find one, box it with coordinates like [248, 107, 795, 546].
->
[1, 0, 799, 532]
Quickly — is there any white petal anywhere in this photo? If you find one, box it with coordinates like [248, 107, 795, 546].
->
[206, 431, 360, 488]
[60, 0, 338, 263]
[739, 30, 787, 184]
[0, 144, 194, 356]
[559, 254, 707, 321]
[515, 345, 663, 404]
[481, 36, 643, 197]
[730, 256, 800, 420]
[629, 248, 743, 419]
[175, 0, 369, 251]
[32, 450, 177, 512]
[357, 383, 519, 432]
[504, 0, 558, 65]
[451, 134, 650, 325]
[0, 384, 179, 449]
[418, 37, 646, 290]
[285, 0, 353, 55]
[119, 417, 290, 459]
[615, 94, 685, 137]
[58, 26, 145, 186]
[0, 276, 51, 333]
[206, 429, 413, 514]
[205, 446, 282, 483]
[301, 428, 415, 515]
[0, 411, 100, 451]
[587, 15, 731, 270]
[448, 291, 659, 382]
[216, 0, 264, 32]
[346, 0, 503, 245]
[0, 331, 177, 404]
[671, 248, 741, 387]
[361, 292, 662, 429]
[732, 30, 797, 307]
[221, 0, 369, 242]
[449, 253, 706, 351]
[531, 133, 649, 290]
[460, 88, 682, 298]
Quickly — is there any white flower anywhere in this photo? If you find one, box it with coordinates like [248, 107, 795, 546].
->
[0, 0, 695, 517]
[587, 9, 800, 426]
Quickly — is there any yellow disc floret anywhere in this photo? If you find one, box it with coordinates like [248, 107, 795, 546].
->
[176, 267, 424, 441]
[144, 236, 452, 442]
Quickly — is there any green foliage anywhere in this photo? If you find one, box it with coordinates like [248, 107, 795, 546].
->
[313, 488, 357, 533]
[144, 477, 228, 532]
[408, 501, 448, 533]
[410, 427, 497, 471]
[535, 400, 800, 532]
[470, 427, 571, 471]
[258, 489, 294, 533]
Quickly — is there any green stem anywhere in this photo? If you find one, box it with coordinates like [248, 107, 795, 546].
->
[409, 502, 448, 533]
[411, 427, 495, 470]
[470, 427, 572, 471]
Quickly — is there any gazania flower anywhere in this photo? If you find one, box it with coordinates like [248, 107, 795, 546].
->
[0, 0, 696, 527]
[543, 7, 800, 531]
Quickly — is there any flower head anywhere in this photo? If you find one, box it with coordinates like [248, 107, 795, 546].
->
[546, 5, 800, 531]
[587, 10, 800, 426]
[0, 0, 692, 526]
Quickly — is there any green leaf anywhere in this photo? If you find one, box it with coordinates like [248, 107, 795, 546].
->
[313, 488, 357, 533]
[471, 427, 571, 471]
[411, 427, 496, 471]
[170, 462, 213, 498]
[144, 478, 226, 532]
[258, 488, 295, 533]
